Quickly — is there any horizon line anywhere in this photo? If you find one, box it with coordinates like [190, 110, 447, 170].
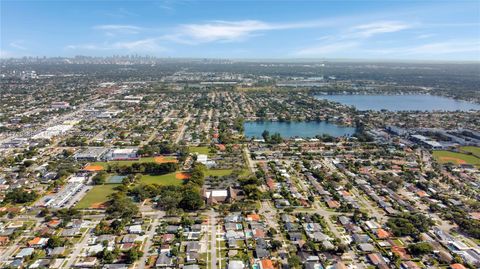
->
[1, 55, 480, 64]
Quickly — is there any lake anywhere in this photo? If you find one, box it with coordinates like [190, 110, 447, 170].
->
[244, 121, 357, 138]
[315, 94, 480, 111]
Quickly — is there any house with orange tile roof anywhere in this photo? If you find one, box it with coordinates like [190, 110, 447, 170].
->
[28, 237, 48, 248]
[266, 178, 276, 191]
[326, 199, 340, 209]
[246, 214, 261, 222]
[260, 259, 274, 269]
[0, 236, 9, 246]
[376, 228, 391, 239]
[416, 190, 428, 198]
[47, 219, 61, 228]
[254, 229, 266, 239]
[392, 246, 411, 260]
[450, 264, 467, 269]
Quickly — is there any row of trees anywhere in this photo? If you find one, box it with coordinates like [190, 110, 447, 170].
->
[261, 130, 283, 144]
[3, 188, 38, 204]
[106, 162, 178, 175]
[386, 212, 433, 237]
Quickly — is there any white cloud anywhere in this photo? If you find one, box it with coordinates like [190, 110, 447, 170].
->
[10, 40, 27, 50]
[113, 39, 165, 51]
[416, 33, 435, 39]
[351, 21, 412, 38]
[175, 19, 334, 43]
[102, 8, 138, 19]
[294, 20, 412, 57]
[178, 20, 272, 43]
[94, 24, 143, 35]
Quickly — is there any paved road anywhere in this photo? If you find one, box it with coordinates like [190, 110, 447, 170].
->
[350, 187, 386, 223]
[260, 201, 287, 248]
[243, 147, 255, 173]
[208, 210, 217, 269]
[295, 201, 352, 241]
[174, 114, 191, 144]
[137, 212, 162, 269]
[63, 228, 92, 268]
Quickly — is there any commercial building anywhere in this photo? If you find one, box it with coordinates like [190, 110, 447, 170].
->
[74, 147, 109, 162]
[109, 148, 138, 160]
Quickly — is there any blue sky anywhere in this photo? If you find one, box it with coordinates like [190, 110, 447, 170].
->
[1, 0, 479, 60]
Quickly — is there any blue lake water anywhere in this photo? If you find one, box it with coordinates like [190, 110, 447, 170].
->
[315, 94, 480, 111]
[244, 121, 357, 138]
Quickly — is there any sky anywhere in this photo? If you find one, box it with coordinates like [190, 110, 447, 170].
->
[1, 0, 480, 61]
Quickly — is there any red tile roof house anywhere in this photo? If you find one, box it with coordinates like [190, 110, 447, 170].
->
[246, 214, 261, 222]
[261, 259, 274, 269]
[376, 228, 391, 239]
[0, 236, 9, 246]
[47, 219, 61, 228]
[450, 264, 467, 269]
[326, 199, 341, 209]
[28, 237, 49, 248]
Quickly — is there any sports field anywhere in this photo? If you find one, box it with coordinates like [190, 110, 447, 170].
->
[205, 169, 234, 177]
[188, 146, 211, 155]
[460, 146, 480, 157]
[88, 156, 178, 169]
[76, 184, 120, 209]
[433, 150, 480, 167]
[140, 172, 187, 186]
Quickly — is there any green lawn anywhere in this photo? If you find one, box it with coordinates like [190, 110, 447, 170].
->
[460, 146, 480, 157]
[239, 169, 252, 177]
[205, 169, 234, 177]
[91, 156, 178, 168]
[433, 150, 480, 167]
[188, 146, 211, 155]
[140, 173, 185, 186]
[76, 184, 120, 208]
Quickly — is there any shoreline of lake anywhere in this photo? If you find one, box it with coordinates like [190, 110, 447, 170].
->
[244, 120, 357, 138]
[314, 94, 480, 111]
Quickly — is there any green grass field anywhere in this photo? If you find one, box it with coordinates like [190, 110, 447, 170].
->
[188, 146, 211, 155]
[205, 169, 234, 177]
[76, 184, 120, 208]
[460, 146, 480, 157]
[91, 156, 177, 168]
[140, 173, 185, 186]
[433, 150, 480, 167]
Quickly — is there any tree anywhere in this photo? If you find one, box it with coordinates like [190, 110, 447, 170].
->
[387, 213, 433, 237]
[125, 246, 143, 264]
[92, 171, 107, 185]
[270, 240, 282, 250]
[189, 162, 206, 187]
[408, 242, 433, 255]
[288, 255, 302, 268]
[179, 188, 204, 211]
[47, 236, 65, 248]
[270, 132, 283, 144]
[336, 243, 349, 254]
[262, 130, 270, 142]
[3, 188, 38, 204]
[106, 192, 139, 220]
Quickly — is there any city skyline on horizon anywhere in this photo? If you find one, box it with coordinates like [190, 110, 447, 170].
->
[1, 0, 480, 61]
